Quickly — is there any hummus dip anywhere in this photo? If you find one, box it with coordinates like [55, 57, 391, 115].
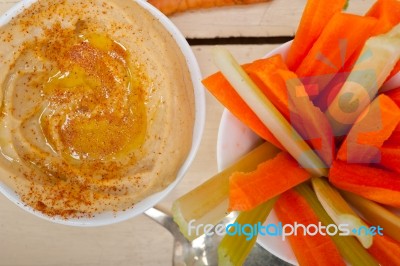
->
[0, 0, 194, 217]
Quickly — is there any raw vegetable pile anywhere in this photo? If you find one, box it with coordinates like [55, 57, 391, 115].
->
[173, 0, 400, 265]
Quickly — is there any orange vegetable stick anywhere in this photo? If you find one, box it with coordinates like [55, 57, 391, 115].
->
[385, 87, 400, 106]
[329, 160, 400, 208]
[379, 147, 400, 174]
[364, 0, 400, 84]
[315, 0, 400, 92]
[337, 95, 400, 163]
[295, 13, 377, 97]
[204, 54, 334, 165]
[202, 55, 284, 149]
[244, 56, 291, 120]
[247, 57, 334, 165]
[275, 189, 345, 266]
[229, 152, 310, 211]
[315, 8, 400, 109]
[368, 234, 400, 266]
[381, 88, 400, 148]
[382, 126, 400, 148]
[148, 0, 269, 16]
[286, 0, 346, 71]
[283, 75, 334, 166]
[387, 61, 400, 81]
[366, 0, 400, 35]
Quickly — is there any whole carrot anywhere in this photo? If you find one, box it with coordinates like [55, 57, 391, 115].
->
[148, 0, 269, 16]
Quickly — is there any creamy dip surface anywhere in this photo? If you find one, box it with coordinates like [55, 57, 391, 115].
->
[0, 0, 194, 218]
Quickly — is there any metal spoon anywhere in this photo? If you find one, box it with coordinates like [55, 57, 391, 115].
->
[144, 206, 290, 266]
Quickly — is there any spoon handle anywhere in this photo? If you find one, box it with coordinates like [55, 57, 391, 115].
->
[144, 206, 197, 265]
[144, 206, 187, 240]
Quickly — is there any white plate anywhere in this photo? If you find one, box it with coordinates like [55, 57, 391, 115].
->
[0, 0, 206, 227]
[216, 41, 400, 265]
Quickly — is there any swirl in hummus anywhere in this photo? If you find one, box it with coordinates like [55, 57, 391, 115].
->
[0, 0, 194, 217]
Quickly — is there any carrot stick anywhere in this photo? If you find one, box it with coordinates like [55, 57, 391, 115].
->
[295, 13, 377, 98]
[244, 56, 291, 120]
[327, 6, 399, 83]
[229, 152, 310, 211]
[275, 189, 345, 266]
[387, 61, 400, 81]
[205, 53, 334, 166]
[202, 56, 284, 149]
[284, 76, 335, 166]
[366, 0, 400, 35]
[295, 184, 379, 265]
[336, 94, 400, 163]
[382, 124, 400, 148]
[286, 0, 347, 71]
[368, 234, 400, 266]
[212, 47, 329, 176]
[385, 87, 400, 106]
[148, 0, 269, 16]
[383, 88, 400, 147]
[365, 0, 400, 84]
[340, 1, 400, 82]
[379, 147, 400, 174]
[325, 25, 400, 137]
[329, 160, 400, 208]
[246, 58, 334, 165]
[203, 53, 333, 156]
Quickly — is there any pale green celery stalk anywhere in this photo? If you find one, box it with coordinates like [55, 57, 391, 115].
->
[312, 177, 372, 248]
[326, 24, 400, 136]
[341, 190, 400, 243]
[218, 197, 277, 266]
[212, 46, 327, 177]
[172, 142, 280, 241]
[343, 0, 349, 10]
[295, 183, 379, 266]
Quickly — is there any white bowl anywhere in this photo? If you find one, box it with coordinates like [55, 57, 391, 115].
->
[217, 41, 400, 265]
[0, 0, 205, 226]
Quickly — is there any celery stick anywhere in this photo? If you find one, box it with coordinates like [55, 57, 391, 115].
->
[218, 197, 277, 266]
[326, 24, 400, 136]
[295, 183, 379, 266]
[212, 46, 328, 177]
[172, 142, 280, 240]
[341, 190, 400, 243]
[312, 177, 372, 248]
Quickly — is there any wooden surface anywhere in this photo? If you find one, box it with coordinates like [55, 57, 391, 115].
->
[0, 1, 374, 265]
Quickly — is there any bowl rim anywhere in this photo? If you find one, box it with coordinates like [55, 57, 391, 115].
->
[0, 0, 206, 227]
